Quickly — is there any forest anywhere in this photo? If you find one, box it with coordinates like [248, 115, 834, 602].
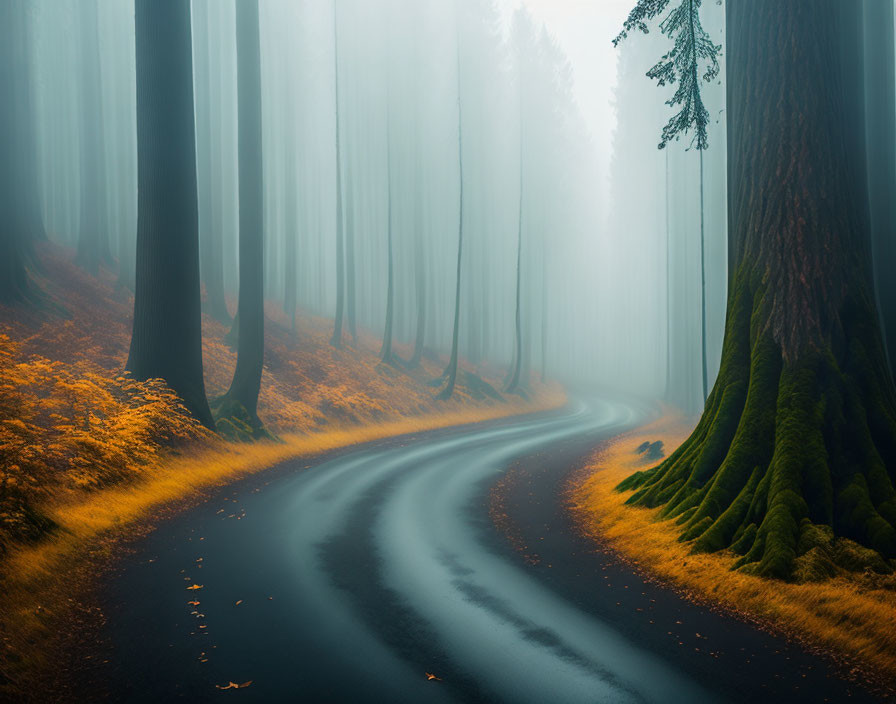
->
[0, 0, 895, 702]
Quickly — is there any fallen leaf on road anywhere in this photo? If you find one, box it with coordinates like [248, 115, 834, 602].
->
[215, 681, 253, 690]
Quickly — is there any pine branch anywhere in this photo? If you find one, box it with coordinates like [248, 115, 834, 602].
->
[616, 0, 721, 150]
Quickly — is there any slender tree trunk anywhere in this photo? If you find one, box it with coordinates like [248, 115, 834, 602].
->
[438, 39, 465, 401]
[284, 133, 298, 333]
[864, 0, 896, 381]
[409, 146, 426, 368]
[622, 0, 896, 580]
[664, 149, 672, 401]
[346, 141, 357, 344]
[127, 0, 214, 428]
[381, 139, 395, 363]
[506, 73, 524, 393]
[0, 0, 34, 302]
[196, 0, 230, 323]
[699, 149, 708, 403]
[76, 0, 111, 274]
[222, 0, 265, 424]
[330, 2, 345, 348]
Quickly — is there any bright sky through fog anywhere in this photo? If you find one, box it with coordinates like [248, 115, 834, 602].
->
[494, 0, 638, 206]
[495, 0, 633, 139]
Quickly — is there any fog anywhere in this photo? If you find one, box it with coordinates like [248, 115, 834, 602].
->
[26, 0, 728, 409]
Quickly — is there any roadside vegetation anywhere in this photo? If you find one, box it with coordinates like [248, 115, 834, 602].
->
[570, 415, 896, 691]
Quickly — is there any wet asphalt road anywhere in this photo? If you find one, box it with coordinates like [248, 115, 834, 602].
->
[93, 398, 889, 703]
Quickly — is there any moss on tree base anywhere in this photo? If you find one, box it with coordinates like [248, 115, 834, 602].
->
[211, 396, 277, 443]
[619, 268, 896, 580]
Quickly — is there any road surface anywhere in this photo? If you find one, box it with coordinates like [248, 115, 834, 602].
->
[93, 398, 880, 702]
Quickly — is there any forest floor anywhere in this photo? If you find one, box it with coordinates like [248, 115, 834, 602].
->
[569, 414, 896, 693]
[0, 241, 563, 694]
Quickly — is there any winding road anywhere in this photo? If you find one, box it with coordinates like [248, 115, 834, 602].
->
[94, 398, 882, 703]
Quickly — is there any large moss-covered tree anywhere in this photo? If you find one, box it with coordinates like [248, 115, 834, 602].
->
[127, 0, 214, 428]
[618, 0, 896, 580]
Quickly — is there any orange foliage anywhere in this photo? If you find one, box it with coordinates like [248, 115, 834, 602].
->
[0, 242, 553, 554]
[0, 333, 208, 550]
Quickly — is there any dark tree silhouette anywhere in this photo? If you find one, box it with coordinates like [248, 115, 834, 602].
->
[195, 0, 230, 324]
[864, 0, 896, 381]
[76, 0, 111, 274]
[127, 0, 214, 428]
[620, 0, 896, 580]
[0, 0, 43, 304]
[219, 0, 265, 428]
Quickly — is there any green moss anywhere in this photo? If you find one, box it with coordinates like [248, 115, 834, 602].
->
[614, 266, 896, 582]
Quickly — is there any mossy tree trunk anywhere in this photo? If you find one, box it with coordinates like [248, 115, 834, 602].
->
[127, 0, 214, 429]
[621, 0, 896, 580]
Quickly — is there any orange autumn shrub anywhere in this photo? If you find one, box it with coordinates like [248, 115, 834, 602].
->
[0, 333, 207, 552]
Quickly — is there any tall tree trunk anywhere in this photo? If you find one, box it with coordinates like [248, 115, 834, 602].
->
[506, 74, 524, 393]
[664, 149, 673, 402]
[222, 0, 265, 424]
[438, 40, 465, 401]
[699, 149, 708, 403]
[864, 0, 896, 381]
[284, 133, 298, 333]
[195, 0, 230, 324]
[622, 0, 896, 580]
[127, 0, 214, 429]
[76, 0, 111, 274]
[409, 145, 426, 368]
[330, 2, 345, 348]
[381, 139, 395, 363]
[0, 0, 35, 302]
[346, 145, 357, 344]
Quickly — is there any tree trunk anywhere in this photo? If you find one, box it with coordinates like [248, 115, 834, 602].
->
[127, 0, 214, 429]
[221, 0, 265, 425]
[0, 0, 43, 303]
[381, 135, 396, 363]
[506, 75, 524, 393]
[330, 2, 345, 348]
[346, 147, 357, 345]
[76, 0, 111, 274]
[196, 0, 230, 324]
[409, 147, 426, 368]
[699, 149, 708, 403]
[438, 41, 465, 401]
[864, 0, 896, 381]
[0, 0, 31, 302]
[621, 0, 896, 581]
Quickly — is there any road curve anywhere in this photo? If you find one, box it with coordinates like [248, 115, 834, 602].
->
[93, 398, 880, 703]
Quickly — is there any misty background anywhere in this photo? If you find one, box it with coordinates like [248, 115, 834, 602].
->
[27, 0, 727, 412]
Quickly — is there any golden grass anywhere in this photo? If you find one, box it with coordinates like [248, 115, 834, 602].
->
[569, 412, 896, 691]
